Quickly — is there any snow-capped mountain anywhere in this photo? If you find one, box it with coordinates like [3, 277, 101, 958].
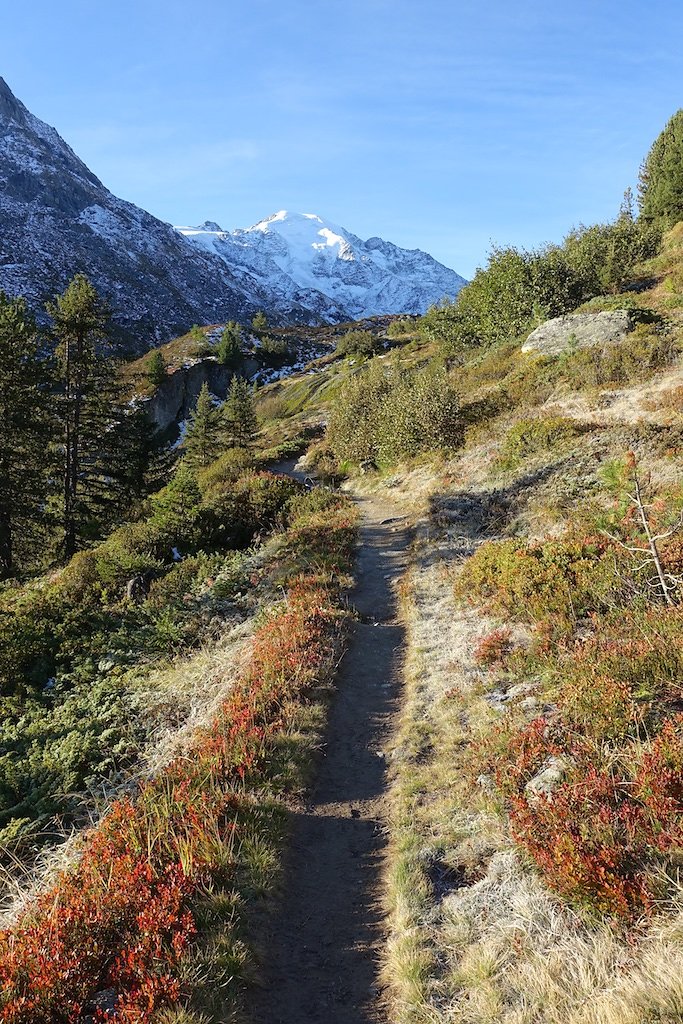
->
[0, 76, 466, 352]
[176, 211, 466, 321]
[0, 77, 269, 351]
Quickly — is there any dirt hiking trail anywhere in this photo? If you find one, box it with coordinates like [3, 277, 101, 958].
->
[249, 483, 411, 1024]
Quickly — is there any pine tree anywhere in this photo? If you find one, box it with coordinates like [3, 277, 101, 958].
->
[223, 375, 257, 450]
[638, 110, 683, 229]
[183, 382, 223, 468]
[0, 293, 53, 577]
[216, 321, 242, 367]
[147, 349, 167, 387]
[49, 274, 138, 557]
[252, 310, 268, 332]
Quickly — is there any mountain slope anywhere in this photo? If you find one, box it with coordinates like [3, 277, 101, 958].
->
[176, 210, 467, 321]
[0, 77, 466, 351]
[0, 77, 268, 352]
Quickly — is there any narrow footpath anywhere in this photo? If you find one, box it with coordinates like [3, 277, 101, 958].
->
[249, 484, 411, 1024]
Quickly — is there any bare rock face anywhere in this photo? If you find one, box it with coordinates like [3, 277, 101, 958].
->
[140, 356, 258, 433]
[522, 310, 638, 357]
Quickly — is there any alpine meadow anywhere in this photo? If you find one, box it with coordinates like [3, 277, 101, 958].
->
[0, 24, 682, 1024]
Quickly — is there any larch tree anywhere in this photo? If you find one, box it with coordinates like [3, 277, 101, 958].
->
[251, 310, 268, 332]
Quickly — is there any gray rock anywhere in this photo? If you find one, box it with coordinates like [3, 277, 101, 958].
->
[522, 310, 638, 357]
[140, 356, 258, 433]
[525, 756, 568, 802]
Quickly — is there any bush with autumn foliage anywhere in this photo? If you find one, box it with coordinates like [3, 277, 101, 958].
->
[462, 474, 683, 920]
[0, 489, 357, 1022]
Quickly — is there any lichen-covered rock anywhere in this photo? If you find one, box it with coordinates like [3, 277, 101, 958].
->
[522, 310, 637, 357]
[525, 756, 568, 802]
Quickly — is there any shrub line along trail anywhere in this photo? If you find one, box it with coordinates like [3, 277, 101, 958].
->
[250, 466, 411, 1024]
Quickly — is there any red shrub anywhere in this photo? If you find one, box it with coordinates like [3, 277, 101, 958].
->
[0, 578, 346, 1022]
[474, 627, 513, 666]
[634, 714, 683, 851]
[509, 763, 657, 918]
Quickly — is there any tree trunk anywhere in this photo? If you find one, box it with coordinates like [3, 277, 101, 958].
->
[0, 507, 12, 580]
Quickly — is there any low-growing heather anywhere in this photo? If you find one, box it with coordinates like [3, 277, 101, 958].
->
[0, 494, 357, 1021]
[457, 535, 619, 630]
[464, 527, 683, 919]
[495, 416, 585, 471]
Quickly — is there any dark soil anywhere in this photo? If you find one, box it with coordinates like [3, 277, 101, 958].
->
[248, 487, 411, 1024]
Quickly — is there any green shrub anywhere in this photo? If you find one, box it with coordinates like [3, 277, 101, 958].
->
[421, 219, 661, 355]
[335, 330, 381, 358]
[301, 440, 343, 483]
[386, 319, 418, 340]
[0, 679, 139, 848]
[496, 416, 584, 471]
[458, 537, 619, 628]
[145, 553, 219, 610]
[557, 322, 680, 388]
[197, 448, 255, 491]
[259, 335, 290, 357]
[286, 487, 344, 525]
[94, 522, 166, 594]
[328, 358, 460, 466]
[211, 551, 251, 600]
[200, 471, 300, 550]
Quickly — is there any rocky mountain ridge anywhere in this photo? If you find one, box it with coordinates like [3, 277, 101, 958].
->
[0, 77, 466, 352]
[0, 77, 272, 352]
[177, 210, 466, 321]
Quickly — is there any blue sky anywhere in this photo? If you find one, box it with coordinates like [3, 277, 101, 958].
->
[2, 0, 682, 277]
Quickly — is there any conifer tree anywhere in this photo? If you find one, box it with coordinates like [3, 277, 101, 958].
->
[147, 349, 167, 387]
[223, 375, 258, 449]
[639, 109, 683, 229]
[183, 382, 222, 468]
[49, 274, 137, 557]
[216, 321, 242, 367]
[0, 293, 53, 577]
[252, 310, 268, 332]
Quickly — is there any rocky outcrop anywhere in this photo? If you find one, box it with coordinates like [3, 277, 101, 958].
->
[140, 357, 258, 433]
[522, 310, 638, 357]
[524, 756, 568, 802]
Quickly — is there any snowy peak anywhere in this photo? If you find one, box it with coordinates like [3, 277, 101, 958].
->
[0, 77, 466, 348]
[176, 211, 466, 321]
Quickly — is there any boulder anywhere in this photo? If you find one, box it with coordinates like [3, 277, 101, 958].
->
[522, 310, 637, 357]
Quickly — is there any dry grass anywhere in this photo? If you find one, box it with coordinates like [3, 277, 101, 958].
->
[382, 493, 683, 1024]
[0, 615, 255, 929]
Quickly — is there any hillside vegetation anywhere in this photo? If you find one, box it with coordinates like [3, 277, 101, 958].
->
[2, 110, 683, 1024]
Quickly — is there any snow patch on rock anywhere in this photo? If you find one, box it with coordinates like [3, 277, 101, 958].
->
[176, 210, 467, 322]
